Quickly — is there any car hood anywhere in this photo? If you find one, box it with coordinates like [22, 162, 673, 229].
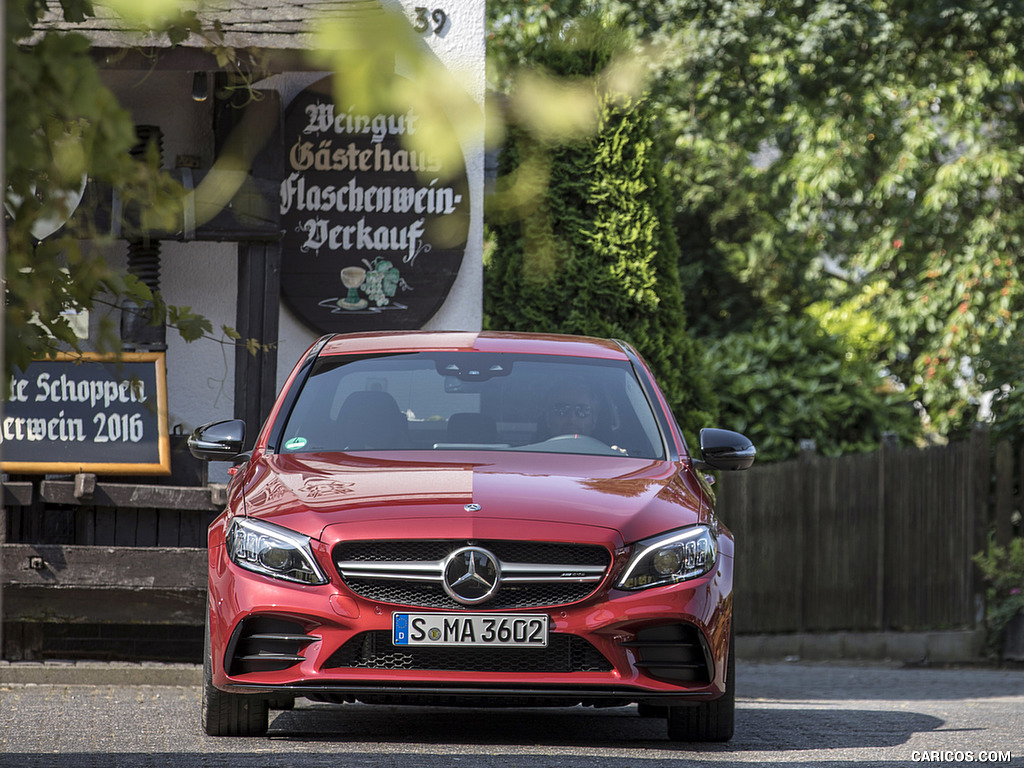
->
[236, 450, 707, 545]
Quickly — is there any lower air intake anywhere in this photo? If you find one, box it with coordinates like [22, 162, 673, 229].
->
[325, 631, 612, 674]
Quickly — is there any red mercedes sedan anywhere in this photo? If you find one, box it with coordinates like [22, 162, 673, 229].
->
[189, 331, 755, 740]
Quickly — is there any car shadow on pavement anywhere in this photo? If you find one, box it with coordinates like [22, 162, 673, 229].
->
[0, 755, 974, 768]
[264, 701, 945, 751]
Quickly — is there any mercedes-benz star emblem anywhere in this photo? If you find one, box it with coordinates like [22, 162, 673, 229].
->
[464, 503, 482, 512]
[442, 546, 500, 605]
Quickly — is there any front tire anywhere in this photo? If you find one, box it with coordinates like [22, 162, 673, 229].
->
[666, 626, 735, 742]
[202, 603, 269, 737]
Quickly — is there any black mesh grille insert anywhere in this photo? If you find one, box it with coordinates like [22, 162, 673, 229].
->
[342, 579, 598, 610]
[325, 631, 613, 673]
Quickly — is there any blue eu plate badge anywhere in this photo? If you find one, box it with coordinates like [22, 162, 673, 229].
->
[393, 613, 410, 645]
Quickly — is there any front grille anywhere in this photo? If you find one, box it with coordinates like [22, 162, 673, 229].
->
[620, 623, 712, 684]
[335, 540, 609, 565]
[333, 540, 611, 610]
[325, 630, 613, 673]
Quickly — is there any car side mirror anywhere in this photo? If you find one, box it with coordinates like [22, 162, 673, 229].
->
[187, 419, 247, 461]
[693, 428, 756, 471]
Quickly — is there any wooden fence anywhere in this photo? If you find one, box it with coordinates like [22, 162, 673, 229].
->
[0, 428, 1021, 660]
[717, 428, 1021, 635]
[1, 478, 220, 660]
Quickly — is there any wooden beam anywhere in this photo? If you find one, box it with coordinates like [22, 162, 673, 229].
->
[1, 544, 207, 624]
[3, 586, 204, 625]
[37, 481, 222, 511]
[1, 544, 207, 589]
[2, 482, 34, 507]
[92, 46, 314, 73]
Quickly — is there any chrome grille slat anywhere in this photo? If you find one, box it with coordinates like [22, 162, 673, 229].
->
[341, 573, 441, 582]
[333, 540, 611, 610]
[501, 577, 602, 583]
[502, 563, 606, 581]
[336, 561, 443, 575]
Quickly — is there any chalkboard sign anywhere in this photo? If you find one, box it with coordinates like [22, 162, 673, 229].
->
[1, 352, 171, 475]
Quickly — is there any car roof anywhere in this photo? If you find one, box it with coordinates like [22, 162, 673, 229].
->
[317, 331, 631, 360]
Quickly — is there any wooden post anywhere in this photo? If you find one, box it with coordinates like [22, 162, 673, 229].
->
[797, 440, 817, 634]
[877, 432, 899, 631]
[994, 440, 1014, 548]
[969, 425, 992, 630]
[234, 242, 281, 445]
[1018, 441, 1024, 540]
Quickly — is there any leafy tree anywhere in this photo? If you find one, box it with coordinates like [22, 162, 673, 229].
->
[488, 1, 1024, 447]
[662, 0, 1024, 437]
[3, 0, 220, 376]
[975, 334, 1024, 445]
[484, 18, 717, 438]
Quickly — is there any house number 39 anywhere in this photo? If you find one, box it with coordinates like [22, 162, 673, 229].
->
[412, 7, 447, 34]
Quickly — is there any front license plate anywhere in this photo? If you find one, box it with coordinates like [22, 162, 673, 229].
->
[393, 613, 549, 647]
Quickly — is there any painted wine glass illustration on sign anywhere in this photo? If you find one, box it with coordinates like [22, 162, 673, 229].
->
[334, 259, 408, 312]
[339, 266, 368, 310]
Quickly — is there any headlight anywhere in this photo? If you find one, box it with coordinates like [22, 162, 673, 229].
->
[226, 517, 328, 585]
[616, 525, 717, 591]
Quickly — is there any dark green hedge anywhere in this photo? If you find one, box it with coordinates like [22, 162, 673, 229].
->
[484, 73, 718, 441]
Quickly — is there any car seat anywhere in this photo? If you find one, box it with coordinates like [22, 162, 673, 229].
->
[335, 390, 409, 450]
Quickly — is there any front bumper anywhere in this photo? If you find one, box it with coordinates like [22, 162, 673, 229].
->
[207, 545, 734, 706]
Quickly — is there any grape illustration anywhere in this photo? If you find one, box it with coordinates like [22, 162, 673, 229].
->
[360, 258, 405, 307]
[363, 269, 387, 306]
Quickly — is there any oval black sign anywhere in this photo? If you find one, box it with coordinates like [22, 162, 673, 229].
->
[279, 77, 470, 334]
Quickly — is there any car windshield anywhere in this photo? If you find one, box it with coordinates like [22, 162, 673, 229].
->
[276, 351, 666, 459]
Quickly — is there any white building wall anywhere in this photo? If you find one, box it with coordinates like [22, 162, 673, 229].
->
[159, 242, 239, 432]
[96, 0, 486, 478]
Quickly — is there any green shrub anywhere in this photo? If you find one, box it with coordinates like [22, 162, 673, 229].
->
[974, 538, 1024, 660]
[703, 315, 921, 462]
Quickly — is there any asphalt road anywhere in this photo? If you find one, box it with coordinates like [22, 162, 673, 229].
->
[2, 661, 1023, 767]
